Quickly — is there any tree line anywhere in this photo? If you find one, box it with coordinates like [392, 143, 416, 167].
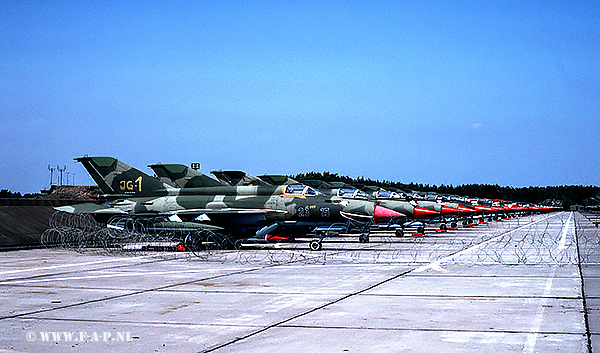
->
[292, 172, 600, 209]
[0, 189, 38, 198]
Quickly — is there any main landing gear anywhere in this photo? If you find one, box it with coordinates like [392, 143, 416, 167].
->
[309, 239, 323, 251]
[308, 232, 370, 251]
[394, 225, 425, 236]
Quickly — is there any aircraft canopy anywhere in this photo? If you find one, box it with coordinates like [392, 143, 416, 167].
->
[284, 184, 322, 197]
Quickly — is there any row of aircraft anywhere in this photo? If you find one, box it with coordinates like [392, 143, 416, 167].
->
[57, 156, 557, 251]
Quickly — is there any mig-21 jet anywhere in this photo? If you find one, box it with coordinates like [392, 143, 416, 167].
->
[59, 157, 402, 251]
[150, 167, 405, 246]
[353, 186, 443, 235]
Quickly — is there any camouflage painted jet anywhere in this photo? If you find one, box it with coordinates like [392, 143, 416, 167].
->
[300, 180, 370, 199]
[213, 171, 405, 224]
[360, 186, 440, 219]
[149, 166, 405, 245]
[290, 179, 409, 222]
[296, 183, 476, 234]
[60, 157, 401, 250]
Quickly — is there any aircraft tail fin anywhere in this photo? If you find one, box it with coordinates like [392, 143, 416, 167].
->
[258, 174, 301, 186]
[148, 164, 225, 188]
[211, 170, 269, 186]
[75, 156, 170, 196]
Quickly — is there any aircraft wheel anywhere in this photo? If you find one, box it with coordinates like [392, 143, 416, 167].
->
[395, 229, 404, 237]
[440, 224, 447, 231]
[309, 239, 322, 251]
[451, 222, 457, 228]
[359, 233, 370, 243]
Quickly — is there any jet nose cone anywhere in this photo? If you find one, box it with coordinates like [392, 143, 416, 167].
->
[413, 206, 440, 218]
[440, 205, 460, 215]
[475, 205, 492, 214]
[373, 204, 406, 221]
[457, 205, 476, 215]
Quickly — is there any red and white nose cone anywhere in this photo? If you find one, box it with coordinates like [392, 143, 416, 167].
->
[475, 205, 492, 214]
[413, 206, 440, 218]
[373, 204, 406, 221]
[440, 205, 460, 215]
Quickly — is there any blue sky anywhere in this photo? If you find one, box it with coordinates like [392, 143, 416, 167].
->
[1, 1, 599, 193]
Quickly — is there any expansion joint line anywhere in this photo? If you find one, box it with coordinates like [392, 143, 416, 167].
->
[0, 254, 180, 283]
[0, 252, 339, 322]
[0, 265, 267, 321]
[200, 267, 416, 353]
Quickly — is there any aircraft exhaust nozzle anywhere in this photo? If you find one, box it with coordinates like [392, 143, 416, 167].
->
[256, 223, 279, 239]
[373, 204, 406, 221]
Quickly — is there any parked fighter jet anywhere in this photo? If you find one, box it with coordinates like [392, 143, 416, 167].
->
[217, 171, 404, 225]
[61, 157, 405, 250]
[60, 156, 400, 250]
[212, 170, 406, 244]
[283, 179, 407, 234]
[285, 180, 424, 235]
[300, 180, 371, 200]
[355, 186, 441, 232]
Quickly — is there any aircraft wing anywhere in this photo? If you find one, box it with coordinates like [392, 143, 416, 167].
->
[171, 208, 287, 216]
[340, 211, 373, 222]
[54, 203, 128, 215]
[54, 203, 286, 217]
